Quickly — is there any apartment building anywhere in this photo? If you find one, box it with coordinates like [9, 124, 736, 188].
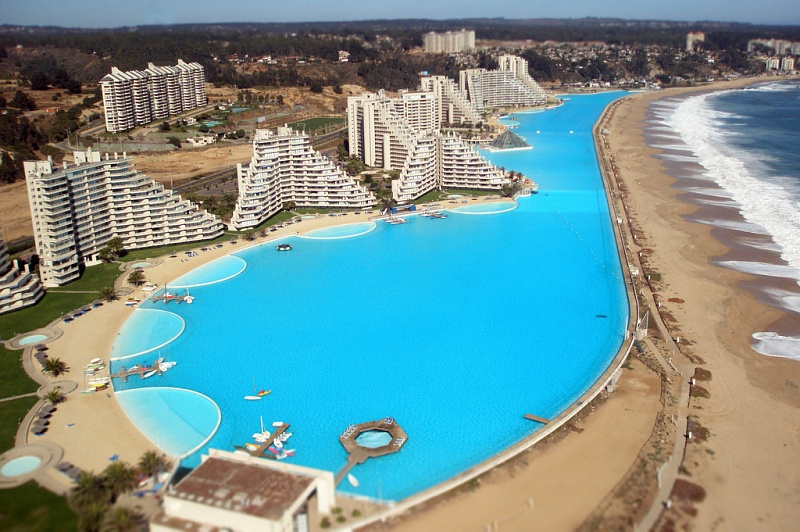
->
[24, 150, 224, 287]
[460, 55, 547, 112]
[419, 75, 482, 125]
[100, 59, 207, 133]
[0, 239, 44, 315]
[230, 127, 376, 230]
[348, 91, 507, 203]
[423, 29, 475, 53]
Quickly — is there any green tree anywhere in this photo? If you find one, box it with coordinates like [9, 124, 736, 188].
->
[102, 506, 143, 532]
[70, 471, 109, 511]
[126, 270, 145, 286]
[77, 501, 108, 532]
[168, 137, 181, 148]
[137, 450, 168, 477]
[101, 461, 138, 504]
[42, 357, 68, 378]
[30, 71, 50, 90]
[10, 90, 37, 111]
[160, 121, 170, 132]
[99, 287, 117, 302]
[282, 200, 296, 212]
[44, 388, 66, 404]
[500, 182, 523, 198]
[106, 237, 124, 255]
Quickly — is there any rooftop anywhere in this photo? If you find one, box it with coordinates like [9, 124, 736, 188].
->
[170, 456, 314, 520]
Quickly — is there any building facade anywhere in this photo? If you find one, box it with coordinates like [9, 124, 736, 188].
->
[460, 55, 547, 112]
[348, 91, 507, 203]
[423, 29, 475, 53]
[419, 75, 482, 125]
[25, 150, 224, 287]
[0, 239, 44, 315]
[230, 127, 376, 230]
[100, 60, 207, 133]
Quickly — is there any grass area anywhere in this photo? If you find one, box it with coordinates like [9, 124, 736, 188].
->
[414, 188, 496, 204]
[0, 396, 38, 452]
[119, 233, 237, 263]
[0, 481, 78, 531]
[288, 117, 344, 132]
[0, 262, 121, 340]
[0, 346, 38, 399]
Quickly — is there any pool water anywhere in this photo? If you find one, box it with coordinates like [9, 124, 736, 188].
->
[356, 430, 393, 448]
[131, 262, 151, 268]
[18, 334, 47, 346]
[1, 456, 42, 477]
[111, 91, 629, 501]
[303, 222, 376, 239]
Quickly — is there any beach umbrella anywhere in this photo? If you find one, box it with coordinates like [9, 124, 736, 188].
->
[35, 344, 48, 351]
[30, 425, 46, 434]
[66, 467, 82, 479]
[35, 411, 51, 419]
[39, 404, 55, 413]
[56, 462, 72, 472]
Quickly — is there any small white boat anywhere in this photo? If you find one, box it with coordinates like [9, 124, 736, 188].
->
[252, 431, 271, 443]
[272, 421, 284, 427]
[244, 395, 261, 401]
[273, 440, 283, 449]
[347, 473, 359, 487]
[90, 357, 102, 365]
[142, 369, 157, 379]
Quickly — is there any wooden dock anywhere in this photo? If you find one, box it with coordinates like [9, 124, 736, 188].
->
[524, 413, 551, 424]
[110, 360, 164, 382]
[248, 423, 290, 459]
[334, 418, 407, 486]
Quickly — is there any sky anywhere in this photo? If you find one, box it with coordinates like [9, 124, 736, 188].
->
[1, 0, 799, 28]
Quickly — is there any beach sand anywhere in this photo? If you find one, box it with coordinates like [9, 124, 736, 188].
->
[602, 77, 800, 530]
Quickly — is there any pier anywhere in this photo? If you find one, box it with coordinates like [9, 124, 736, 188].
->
[335, 418, 408, 486]
[246, 423, 290, 459]
[524, 413, 551, 424]
[110, 360, 165, 382]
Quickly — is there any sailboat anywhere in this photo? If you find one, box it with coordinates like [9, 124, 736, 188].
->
[244, 377, 271, 400]
[183, 288, 194, 304]
[347, 473, 359, 487]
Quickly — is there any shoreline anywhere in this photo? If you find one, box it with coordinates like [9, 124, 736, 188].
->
[603, 75, 800, 530]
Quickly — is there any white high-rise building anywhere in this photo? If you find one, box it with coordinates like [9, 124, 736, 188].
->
[686, 32, 705, 51]
[460, 55, 547, 111]
[24, 150, 224, 287]
[0, 238, 44, 315]
[781, 56, 795, 72]
[423, 29, 475, 53]
[348, 91, 507, 203]
[419, 76, 482, 125]
[100, 59, 207, 133]
[231, 127, 376, 230]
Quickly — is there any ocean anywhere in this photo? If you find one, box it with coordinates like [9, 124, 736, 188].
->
[646, 80, 800, 361]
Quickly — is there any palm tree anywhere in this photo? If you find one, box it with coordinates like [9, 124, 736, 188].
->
[70, 471, 110, 512]
[78, 501, 108, 532]
[42, 357, 68, 378]
[102, 461, 139, 504]
[137, 450, 169, 478]
[126, 270, 145, 286]
[44, 388, 65, 404]
[102, 506, 143, 532]
[99, 287, 117, 302]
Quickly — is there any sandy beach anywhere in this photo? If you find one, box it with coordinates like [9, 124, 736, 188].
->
[20, 76, 800, 530]
[602, 77, 800, 530]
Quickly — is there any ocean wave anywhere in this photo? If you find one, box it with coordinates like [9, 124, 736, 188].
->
[761, 287, 800, 313]
[744, 81, 800, 93]
[667, 93, 800, 285]
[713, 260, 800, 279]
[751, 332, 800, 361]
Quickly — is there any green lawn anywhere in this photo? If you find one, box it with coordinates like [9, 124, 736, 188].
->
[118, 233, 237, 263]
[0, 481, 78, 532]
[0, 397, 39, 452]
[0, 263, 121, 341]
[288, 117, 344, 132]
[0, 347, 38, 399]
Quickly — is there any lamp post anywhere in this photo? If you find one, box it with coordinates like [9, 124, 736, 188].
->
[65, 129, 71, 149]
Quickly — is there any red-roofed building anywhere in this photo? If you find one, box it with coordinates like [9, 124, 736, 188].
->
[151, 449, 335, 532]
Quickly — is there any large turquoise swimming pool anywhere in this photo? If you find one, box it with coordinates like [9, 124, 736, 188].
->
[110, 91, 629, 501]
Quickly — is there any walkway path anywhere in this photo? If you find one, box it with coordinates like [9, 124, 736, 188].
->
[0, 392, 38, 403]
